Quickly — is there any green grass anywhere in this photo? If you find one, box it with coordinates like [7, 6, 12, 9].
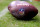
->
[0, 1, 40, 27]
[0, 12, 40, 27]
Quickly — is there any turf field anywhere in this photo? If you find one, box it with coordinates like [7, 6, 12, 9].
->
[0, 0, 40, 27]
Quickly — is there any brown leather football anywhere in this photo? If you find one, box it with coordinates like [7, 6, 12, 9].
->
[8, 1, 38, 20]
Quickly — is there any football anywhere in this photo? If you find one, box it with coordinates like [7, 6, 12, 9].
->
[8, 1, 38, 20]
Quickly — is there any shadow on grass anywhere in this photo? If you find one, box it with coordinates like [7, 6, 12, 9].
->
[15, 17, 38, 22]
[16, 18, 36, 21]
[11, 15, 39, 22]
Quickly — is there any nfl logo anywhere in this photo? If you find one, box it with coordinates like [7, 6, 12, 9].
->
[19, 8, 24, 15]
